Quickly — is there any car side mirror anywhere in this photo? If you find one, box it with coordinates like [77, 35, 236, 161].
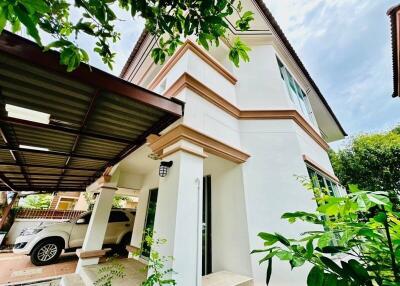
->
[76, 218, 85, 224]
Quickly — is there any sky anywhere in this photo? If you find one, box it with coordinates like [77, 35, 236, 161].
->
[14, 1, 400, 148]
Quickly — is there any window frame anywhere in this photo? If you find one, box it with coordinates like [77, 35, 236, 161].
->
[277, 57, 316, 125]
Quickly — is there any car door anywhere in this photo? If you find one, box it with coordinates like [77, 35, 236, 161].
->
[68, 212, 91, 248]
[104, 211, 132, 244]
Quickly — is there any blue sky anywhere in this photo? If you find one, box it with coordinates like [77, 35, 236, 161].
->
[16, 1, 400, 148]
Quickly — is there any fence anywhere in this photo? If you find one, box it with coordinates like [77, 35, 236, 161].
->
[15, 208, 84, 220]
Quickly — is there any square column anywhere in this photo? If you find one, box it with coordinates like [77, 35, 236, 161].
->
[76, 182, 117, 272]
[152, 148, 204, 286]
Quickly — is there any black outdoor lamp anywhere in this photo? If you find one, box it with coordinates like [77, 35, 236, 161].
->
[159, 161, 173, 177]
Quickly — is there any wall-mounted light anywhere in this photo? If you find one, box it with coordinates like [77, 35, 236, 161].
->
[159, 161, 173, 177]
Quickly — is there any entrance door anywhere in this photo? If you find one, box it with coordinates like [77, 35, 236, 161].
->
[202, 175, 212, 276]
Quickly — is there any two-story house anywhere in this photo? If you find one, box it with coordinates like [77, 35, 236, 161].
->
[72, 1, 346, 285]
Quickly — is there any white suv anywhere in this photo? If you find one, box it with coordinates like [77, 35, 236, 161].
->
[13, 209, 135, 266]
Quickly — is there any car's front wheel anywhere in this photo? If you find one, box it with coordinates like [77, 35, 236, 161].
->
[30, 239, 63, 266]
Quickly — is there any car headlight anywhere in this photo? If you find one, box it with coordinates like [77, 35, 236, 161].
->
[20, 228, 43, 236]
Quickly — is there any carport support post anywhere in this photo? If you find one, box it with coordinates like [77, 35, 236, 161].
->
[152, 148, 204, 286]
[76, 181, 117, 272]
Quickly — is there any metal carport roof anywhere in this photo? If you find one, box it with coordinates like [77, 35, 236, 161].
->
[0, 30, 184, 193]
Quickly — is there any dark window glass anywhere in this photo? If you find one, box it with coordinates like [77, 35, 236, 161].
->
[108, 211, 129, 223]
[141, 188, 158, 258]
[202, 175, 212, 276]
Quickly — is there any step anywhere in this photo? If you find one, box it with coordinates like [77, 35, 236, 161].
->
[79, 258, 147, 286]
[202, 271, 253, 286]
[60, 273, 85, 286]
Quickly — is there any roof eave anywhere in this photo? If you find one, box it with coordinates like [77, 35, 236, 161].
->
[388, 6, 400, 98]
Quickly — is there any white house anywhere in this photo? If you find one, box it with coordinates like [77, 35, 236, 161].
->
[73, 1, 346, 286]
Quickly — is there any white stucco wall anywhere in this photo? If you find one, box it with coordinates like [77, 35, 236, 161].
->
[131, 169, 159, 249]
[235, 44, 292, 110]
[204, 156, 252, 277]
[239, 119, 316, 286]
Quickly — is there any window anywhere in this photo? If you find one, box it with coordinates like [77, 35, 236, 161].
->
[277, 58, 316, 125]
[307, 166, 346, 197]
[141, 188, 158, 258]
[108, 211, 129, 223]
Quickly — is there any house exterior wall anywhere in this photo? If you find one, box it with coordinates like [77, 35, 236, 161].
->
[122, 30, 340, 286]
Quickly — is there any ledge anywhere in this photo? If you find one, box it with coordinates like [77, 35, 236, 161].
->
[76, 248, 111, 259]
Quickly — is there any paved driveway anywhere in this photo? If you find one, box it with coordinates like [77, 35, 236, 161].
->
[0, 252, 77, 285]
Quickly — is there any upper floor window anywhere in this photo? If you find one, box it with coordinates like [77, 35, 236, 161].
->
[277, 58, 316, 125]
[306, 166, 346, 198]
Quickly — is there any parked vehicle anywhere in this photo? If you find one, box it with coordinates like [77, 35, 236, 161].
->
[13, 209, 135, 266]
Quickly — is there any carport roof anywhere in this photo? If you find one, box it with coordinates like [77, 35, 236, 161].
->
[0, 31, 184, 193]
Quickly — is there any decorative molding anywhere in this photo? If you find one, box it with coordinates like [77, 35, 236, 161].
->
[163, 73, 330, 151]
[303, 155, 339, 183]
[148, 39, 237, 91]
[164, 73, 240, 118]
[148, 124, 250, 164]
[161, 145, 208, 159]
[240, 110, 330, 150]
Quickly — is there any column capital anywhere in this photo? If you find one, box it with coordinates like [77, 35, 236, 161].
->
[147, 124, 250, 163]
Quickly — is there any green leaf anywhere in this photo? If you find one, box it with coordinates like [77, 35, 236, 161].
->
[306, 239, 314, 258]
[347, 259, 370, 283]
[20, 0, 50, 13]
[258, 232, 278, 245]
[373, 212, 387, 223]
[0, 7, 6, 33]
[275, 250, 293, 260]
[323, 274, 339, 286]
[320, 256, 346, 277]
[307, 266, 324, 286]
[274, 233, 290, 247]
[290, 256, 306, 268]
[14, 5, 41, 45]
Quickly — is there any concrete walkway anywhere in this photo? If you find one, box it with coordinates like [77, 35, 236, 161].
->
[0, 253, 77, 285]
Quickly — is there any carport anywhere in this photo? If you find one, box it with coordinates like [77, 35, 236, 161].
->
[0, 30, 183, 270]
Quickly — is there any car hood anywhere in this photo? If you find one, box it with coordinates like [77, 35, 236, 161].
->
[37, 221, 75, 232]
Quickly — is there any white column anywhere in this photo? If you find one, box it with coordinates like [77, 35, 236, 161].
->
[76, 183, 117, 271]
[152, 150, 204, 286]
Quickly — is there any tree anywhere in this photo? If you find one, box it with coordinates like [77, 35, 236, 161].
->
[22, 194, 51, 209]
[329, 127, 400, 207]
[0, 0, 254, 71]
[253, 183, 400, 286]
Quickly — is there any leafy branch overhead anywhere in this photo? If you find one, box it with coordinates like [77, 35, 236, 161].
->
[0, 0, 255, 71]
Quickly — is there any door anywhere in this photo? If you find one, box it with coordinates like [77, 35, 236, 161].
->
[141, 188, 158, 258]
[69, 212, 91, 248]
[202, 175, 212, 276]
[104, 211, 132, 244]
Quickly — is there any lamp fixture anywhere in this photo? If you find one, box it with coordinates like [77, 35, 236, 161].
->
[159, 161, 173, 177]
[6, 104, 50, 124]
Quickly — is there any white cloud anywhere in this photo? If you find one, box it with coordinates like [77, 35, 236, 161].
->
[266, 0, 400, 138]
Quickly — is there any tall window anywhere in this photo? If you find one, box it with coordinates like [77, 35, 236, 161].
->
[306, 166, 346, 197]
[141, 188, 158, 258]
[277, 58, 316, 125]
